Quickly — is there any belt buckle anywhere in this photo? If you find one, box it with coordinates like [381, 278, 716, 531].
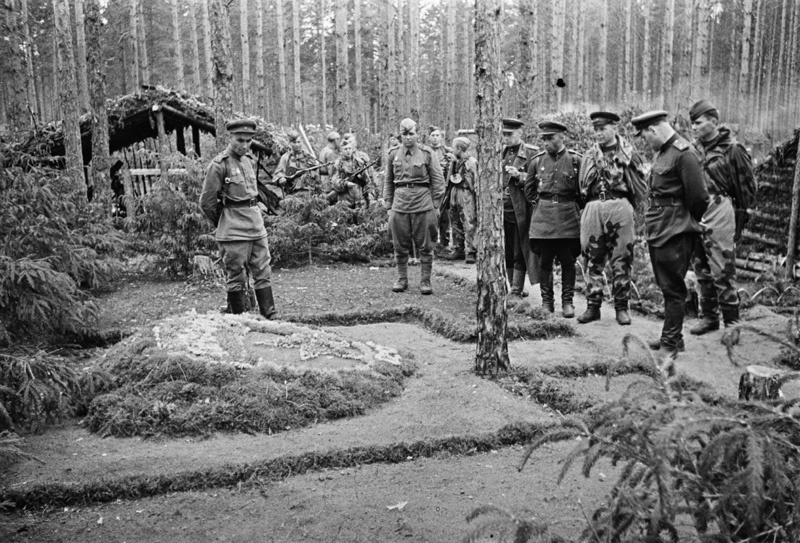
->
[598, 191, 607, 202]
[552, 194, 559, 203]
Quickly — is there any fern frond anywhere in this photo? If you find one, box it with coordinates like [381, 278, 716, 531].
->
[466, 504, 513, 523]
[556, 438, 590, 484]
[518, 427, 584, 472]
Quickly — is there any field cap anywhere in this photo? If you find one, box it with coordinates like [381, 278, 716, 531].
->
[590, 111, 620, 127]
[538, 121, 568, 136]
[689, 100, 719, 122]
[631, 110, 669, 136]
[502, 117, 524, 133]
[226, 119, 257, 135]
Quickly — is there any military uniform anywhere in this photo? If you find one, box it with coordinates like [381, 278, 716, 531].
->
[633, 110, 709, 351]
[578, 111, 647, 325]
[384, 121, 446, 294]
[199, 119, 276, 319]
[329, 150, 375, 207]
[430, 142, 453, 251]
[274, 148, 320, 194]
[689, 101, 755, 333]
[501, 132, 539, 296]
[447, 149, 477, 262]
[525, 122, 582, 315]
[319, 131, 341, 189]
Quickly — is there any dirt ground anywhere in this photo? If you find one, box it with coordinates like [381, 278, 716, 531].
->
[1, 261, 794, 542]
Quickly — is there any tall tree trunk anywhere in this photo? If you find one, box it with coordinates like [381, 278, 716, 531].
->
[276, 0, 287, 123]
[53, 0, 84, 188]
[598, 0, 608, 104]
[256, 0, 265, 117]
[353, 0, 363, 128]
[189, 0, 202, 94]
[551, 0, 565, 108]
[128, 0, 140, 91]
[789, 0, 800, 124]
[201, 0, 213, 97]
[384, 0, 397, 130]
[74, 0, 90, 112]
[86, 0, 111, 206]
[398, 0, 407, 115]
[762, 4, 778, 131]
[4, 0, 28, 130]
[172, 0, 185, 90]
[291, 0, 301, 122]
[777, 0, 788, 107]
[408, 0, 420, 120]
[662, 0, 675, 109]
[334, 0, 348, 129]
[319, 0, 327, 127]
[137, 0, 150, 85]
[740, 0, 753, 112]
[623, 0, 632, 98]
[691, 0, 709, 96]
[21, 0, 38, 123]
[642, 0, 651, 99]
[725, 2, 740, 116]
[446, 0, 456, 133]
[474, 0, 509, 376]
[575, 0, 584, 101]
[240, 0, 251, 112]
[210, 0, 234, 152]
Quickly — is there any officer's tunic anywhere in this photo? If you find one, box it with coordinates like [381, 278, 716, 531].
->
[430, 144, 452, 247]
[578, 135, 646, 309]
[525, 148, 582, 239]
[199, 147, 272, 292]
[502, 143, 539, 284]
[646, 133, 709, 348]
[447, 155, 477, 257]
[691, 127, 752, 320]
[384, 143, 445, 266]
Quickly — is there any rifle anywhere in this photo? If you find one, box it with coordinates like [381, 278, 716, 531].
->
[340, 158, 379, 187]
[281, 162, 327, 193]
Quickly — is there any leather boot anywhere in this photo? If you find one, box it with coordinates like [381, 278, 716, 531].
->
[577, 303, 601, 324]
[615, 307, 632, 325]
[227, 290, 246, 315]
[561, 265, 576, 318]
[393, 260, 409, 292]
[420, 261, 433, 295]
[510, 268, 525, 298]
[255, 287, 277, 319]
[540, 268, 554, 313]
[690, 297, 720, 335]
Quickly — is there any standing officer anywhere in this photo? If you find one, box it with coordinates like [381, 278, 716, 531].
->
[273, 129, 320, 194]
[688, 100, 755, 336]
[577, 111, 647, 325]
[428, 127, 453, 255]
[524, 121, 582, 317]
[384, 118, 445, 295]
[443, 136, 477, 263]
[632, 110, 709, 355]
[199, 119, 276, 319]
[501, 118, 539, 299]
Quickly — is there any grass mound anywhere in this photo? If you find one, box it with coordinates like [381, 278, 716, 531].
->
[84, 313, 415, 438]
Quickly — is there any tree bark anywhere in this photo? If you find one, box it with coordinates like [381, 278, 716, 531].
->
[642, 0, 650, 99]
[623, 0, 632, 98]
[53, 0, 84, 188]
[319, 0, 328, 127]
[210, 0, 234, 152]
[777, 0, 789, 108]
[136, 0, 150, 85]
[21, 0, 38, 123]
[691, 0, 709, 96]
[761, 4, 777, 131]
[408, 0, 420, 120]
[598, 0, 608, 104]
[384, 0, 397, 131]
[353, 0, 363, 128]
[73, 0, 90, 112]
[276, 0, 288, 123]
[290, 0, 302, 123]
[86, 0, 111, 206]
[552, 0, 565, 108]
[189, 0, 202, 94]
[172, 0, 185, 91]
[201, 0, 213, 97]
[662, 0, 675, 109]
[240, 0, 251, 112]
[575, 0, 584, 101]
[256, 0, 265, 117]
[446, 0, 456, 133]
[398, 0, 407, 115]
[129, 0, 140, 91]
[474, 0, 510, 376]
[334, 0, 348, 129]
[740, 0, 753, 111]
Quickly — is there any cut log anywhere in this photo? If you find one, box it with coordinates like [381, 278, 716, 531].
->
[739, 365, 785, 400]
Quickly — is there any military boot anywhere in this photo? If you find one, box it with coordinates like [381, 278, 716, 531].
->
[420, 261, 433, 295]
[227, 290, 246, 315]
[690, 297, 720, 335]
[615, 302, 632, 325]
[577, 303, 601, 324]
[540, 268, 554, 313]
[561, 265, 576, 318]
[509, 269, 525, 298]
[255, 287, 277, 319]
[393, 260, 409, 292]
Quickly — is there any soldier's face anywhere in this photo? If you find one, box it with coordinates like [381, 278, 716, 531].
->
[429, 131, 443, 146]
[593, 124, 616, 146]
[389, 136, 400, 147]
[542, 134, 563, 154]
[231, 134, 252, 155]
[692, 114, 718, 142]
[290, 139, 302, 152]
[502, 130, 520, 146]
[638, 127, 660, 151]
[341, 144, 354, 158]
[401, 128, 418, 148]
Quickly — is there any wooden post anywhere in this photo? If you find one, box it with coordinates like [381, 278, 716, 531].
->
[176, 126, 186, 156]
[122, 166, 134, 217]
[153, 106, 168, 178]
[786, 128, 800, 279]
[193, 125, 201, 157]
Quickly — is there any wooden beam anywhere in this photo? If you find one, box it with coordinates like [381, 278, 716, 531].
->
[129, 168, 187, 176]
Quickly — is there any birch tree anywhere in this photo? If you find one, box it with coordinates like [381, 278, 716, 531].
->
[408, 0, 420, 120]
[353, 0, 363, 127]
[598, 0, 608, 104]
[129, 0, 140, 91]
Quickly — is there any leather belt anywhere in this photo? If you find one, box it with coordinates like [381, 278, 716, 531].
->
[395, 182, 430, 188]
[589, 190, 628, 202]
[648, 196, 683, 208]
[538, 193, 576, 203]
[224, 198, 259, 208]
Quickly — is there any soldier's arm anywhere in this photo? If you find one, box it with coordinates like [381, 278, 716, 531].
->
[730, 144, 757, 209]
[626, 151, 648, 207]
[524, 157, 539, 204]
[199, 161, 224, 225]
[679, 150, 710, 221]
[428, 151, 445, 209]
[384, 151, 396, 209]
[465, 157, 478, 192]
[273, 153, 289, 184]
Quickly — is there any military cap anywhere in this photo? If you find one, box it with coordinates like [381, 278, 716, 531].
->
[286, 129, 300, 142]
[501, 118, 524, 132]
[226, 119, 257, 135]
[400, 118, 418, 134]
[453, 137, 471, 150]
[326, 130, 341, 141]
[631, 110, 669, 136]
[538, 121, 568, 136]
[589, 111, 620, 126]
[689, 100, 719, 122]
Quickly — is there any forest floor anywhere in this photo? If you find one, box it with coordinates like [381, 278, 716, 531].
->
[0, 261, 796, 542]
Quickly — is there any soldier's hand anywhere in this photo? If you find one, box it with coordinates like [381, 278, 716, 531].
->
[505, 165, 520, 178]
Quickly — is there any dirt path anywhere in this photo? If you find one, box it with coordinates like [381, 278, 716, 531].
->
[1, 262, 793, 542]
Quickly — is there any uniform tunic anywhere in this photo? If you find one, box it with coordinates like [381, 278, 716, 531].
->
[502, 143, 539, 283]
[447, 155, 477, 256]
[274, 149, 320, 193]
[525, 147, 582, 239]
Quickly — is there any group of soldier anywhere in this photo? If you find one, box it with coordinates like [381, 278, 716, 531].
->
[199, 97, 756, 358]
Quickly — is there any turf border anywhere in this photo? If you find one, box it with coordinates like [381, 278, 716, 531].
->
[1, 421, 552, 511]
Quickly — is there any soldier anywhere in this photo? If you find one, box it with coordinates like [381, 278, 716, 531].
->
[428, 127, 453, 255]
[199, 119, 276, 319]
[524, 121, 582, 317]
[328, 139, 375, 207]
[577, 111, 647, 325]
[273, 129, 321, 194]
[442, 136, 477, 263]
[501, 118, 539, 299]
[688, 100, 756, 336]
[632, 110, 709, 355]
[319, 130, 341, 188]
[384, 118, 446, 295]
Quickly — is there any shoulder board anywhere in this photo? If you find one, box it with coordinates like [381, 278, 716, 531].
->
[672, 138, 690, 151]
[419, 144, 434, 154]
[531, 150, 547, 159]
[212, 150, 230, 164]
[524, 143, 539, 151]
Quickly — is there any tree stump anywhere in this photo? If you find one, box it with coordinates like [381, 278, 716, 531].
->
[738, 365, 784, 401]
